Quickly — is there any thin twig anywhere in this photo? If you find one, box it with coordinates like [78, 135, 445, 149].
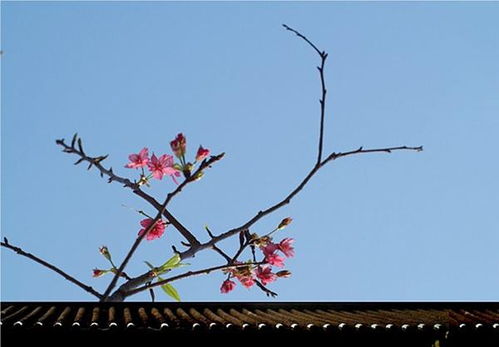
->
[255, 280, 278, 298]
[1, 239, 103, 299]
[100, 198, 170, 301]
[108, 26, 423, 300]
[282, 24, 322, 56]
[283, 24, 329, 165]
[212, 245, 232, 263]
[56, 137, 199, 245]
[124, 262, 264, 299]
[56, 136, 224, 247]
[178, 145, 421, 261]
[101, 153, 225, 301]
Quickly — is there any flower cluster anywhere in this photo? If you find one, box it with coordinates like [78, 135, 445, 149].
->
[125, 133, 211, 241]
[125, 133, 210, 186]
[220, 217, 295, 294]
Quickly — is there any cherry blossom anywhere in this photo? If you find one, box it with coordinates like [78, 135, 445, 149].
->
[256, 266, 277, 285]
[138, 218, 166, 241]
[125, 148, 149, 169]
[220, 279, 236, 294]
[265, 253, 285, 268]
[278, 238, 295, 258]
[147, 153, 179, 182]
[238, 276, 256, 288]
[261, 242, 279, 258]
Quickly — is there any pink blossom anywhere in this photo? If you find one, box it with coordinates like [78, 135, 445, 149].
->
[147, 153, 179, 181]
[256, 266, 277, 285]
[278, 238, 295, 258]
[261, 242, 279, 258]
[265, 253, 285, 268]
[196, 145, 210, 162]
[238, 276, 255, 288]
[138, 218, 166, 241]
[125, 148, 149, 169]
[220, 279, 236, 294]
[170, 133, 186, 158]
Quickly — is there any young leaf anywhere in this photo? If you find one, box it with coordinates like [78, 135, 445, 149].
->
[157, 276, 181, 302]
[158, 254, 181, 272]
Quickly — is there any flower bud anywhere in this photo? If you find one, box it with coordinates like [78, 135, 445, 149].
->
[170, 133, 186, 159]
[92, 269, 108, 277]
[220, 279, 236, 293]
[276, 270, 292, 278]
[137, 175, 150, 187]
[193, 171, 204, 181]
[277, 217, 293, 230]
[99, 246, 111, 261]
[196, 145, 210, 162]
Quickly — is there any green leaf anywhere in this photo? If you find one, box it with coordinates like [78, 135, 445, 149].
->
[157, 276, 181, 302]
[158, 254, 181, 272]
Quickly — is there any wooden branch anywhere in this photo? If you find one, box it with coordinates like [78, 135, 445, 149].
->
[1, 238, 103, 299]
[255, 279, 278, 298]
[178, 145, 422, 261]
[283, 24, 328, 164]
[100, 198, 170, 301]
[107, 26, 423, 301]
[55, 137, 203, 246]
[123, 262, 264, 299]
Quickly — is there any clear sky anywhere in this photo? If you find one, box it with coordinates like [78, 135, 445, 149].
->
[2, 1, 498, 302]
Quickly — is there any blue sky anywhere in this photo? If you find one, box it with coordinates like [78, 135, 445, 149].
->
[2, 2, 498, 302]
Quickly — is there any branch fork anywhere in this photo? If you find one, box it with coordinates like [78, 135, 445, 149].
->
[3, 25, 422, 302]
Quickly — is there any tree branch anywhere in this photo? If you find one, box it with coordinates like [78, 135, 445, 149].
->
[1, 238, 103, 299]
[53, 25, 422, 302]
[178, 145, 421, 261]
[105, 25, 423, 300]
[283, 24, 328, 164]
[56, 137, 224, 250]
[255, 279, 278, 298]
[123, 262, 264, 299]
[100, 198, 170, 301]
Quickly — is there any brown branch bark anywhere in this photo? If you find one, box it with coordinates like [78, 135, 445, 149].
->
[283, 24, 328, 164]
[106, 26, 423, 301]
[54, 137, 211, 247]
[122, 262, 264, 299]
[1, 238, 103, 299]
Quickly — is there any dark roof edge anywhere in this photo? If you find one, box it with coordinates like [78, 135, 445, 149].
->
[2, 301, 499, 310]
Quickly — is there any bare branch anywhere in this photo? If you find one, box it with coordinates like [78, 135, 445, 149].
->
[283, 24, 328, 164]
[101, 153, 225, 301]
[55, 137, 230, 248]
[212, 245, 232, 263]
[52, 25, 422, 302]
[255, 280, 278, 298]
[178, 145, 421, 260]
[1, 239, 103, 299]
[123, 262, 264, 299]
[100, 198, 170, 301]
[282, 24, 323, 57]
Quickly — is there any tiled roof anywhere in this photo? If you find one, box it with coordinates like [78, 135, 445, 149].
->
[2, 302, 499, 345]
